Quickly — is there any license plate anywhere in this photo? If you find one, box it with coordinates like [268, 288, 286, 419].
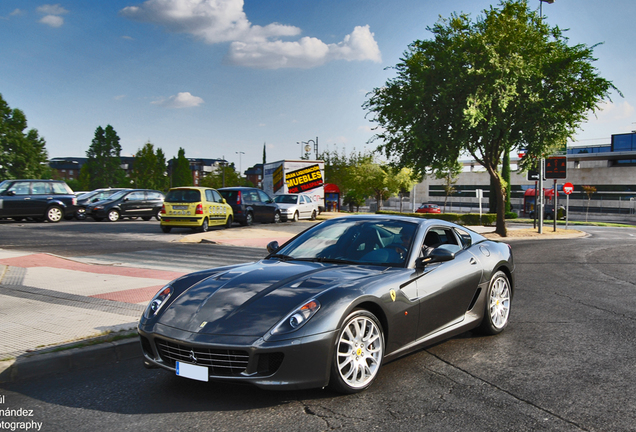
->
[172, 205, 189, 210]
[176, 361, 208, 382]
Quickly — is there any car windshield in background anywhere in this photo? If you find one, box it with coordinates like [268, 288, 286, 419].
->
[165, 189, 201, 202]
[0, 181, 9, 194]
[271, 218, 418, 267]
[218, 190, 237, 203]
[104, 190, 128, 201]
[274, 195, 298, 204]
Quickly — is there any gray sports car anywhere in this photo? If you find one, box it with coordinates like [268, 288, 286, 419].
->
[138, 215, 514, 393]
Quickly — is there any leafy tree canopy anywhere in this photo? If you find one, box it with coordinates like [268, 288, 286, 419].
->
[0, 93, 49, 180]
[364, 0, 618, 235]
[171, 147, 193, 187]
[131, 142, 168, 190]
[85, 125, 125, 189]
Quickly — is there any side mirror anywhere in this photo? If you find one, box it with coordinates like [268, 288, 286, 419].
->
[6, 191, 16, 196]
[416, 248, 455, 268]
[266, 241, 279, 254]
[221, 198, 227, 204]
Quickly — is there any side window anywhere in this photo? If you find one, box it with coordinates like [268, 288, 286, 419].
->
[422, 227, 461, 255]
[211, 190, 223, 203]
[205, 190, 215, 202]
[148, 192, 163, 200]
[51, 182, 70, 194]
[9, 182, 31, 195]
[454, 227, 472, 249]
[31, 182, 51, 195]
[127, 192, 145, 201]
[257, 190, 271, 203]
[249, 191, 262, 203]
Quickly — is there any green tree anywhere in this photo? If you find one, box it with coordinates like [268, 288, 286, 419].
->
[349, 159, 416, 211]
[155, 148, 168, 191]
[200, 163, 250, 188]
[85, 125, 125, 189]
[319, 147, 371, 196]
[364, 0, 618, 236]
[131, 142, 167, 190]
[171, 147, 192, 187]
[0, 94, 49, 179]
[434, 160, 463, 212]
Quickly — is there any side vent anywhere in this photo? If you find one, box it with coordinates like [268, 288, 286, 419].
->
[467, 288, 482, 311]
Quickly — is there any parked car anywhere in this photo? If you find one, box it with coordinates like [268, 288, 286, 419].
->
[416, 203, 441, 214]
[160, 187, 233, 233]
[74, 188, 129, 220]
[273, 193, 319, 221]
[85, 189, 164, 222]
[138, 215, 514, 393]
[219, 187, 281, 226]
[0, 179, 76, 223]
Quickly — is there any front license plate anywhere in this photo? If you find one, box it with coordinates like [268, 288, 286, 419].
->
[172, 205, 189, 210]
[176, 361, 208, 382]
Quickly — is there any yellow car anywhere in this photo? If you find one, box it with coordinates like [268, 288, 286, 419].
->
[160, 187, 233, 233]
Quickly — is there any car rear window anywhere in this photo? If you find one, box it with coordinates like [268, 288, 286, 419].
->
[165, 189, 201, 202]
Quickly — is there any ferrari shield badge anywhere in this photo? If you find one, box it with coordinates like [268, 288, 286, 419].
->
[199, 321, 208, 328]
[390, 289, 396, 302]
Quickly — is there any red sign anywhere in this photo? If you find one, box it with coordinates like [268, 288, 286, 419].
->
[563, 182, 574, 195]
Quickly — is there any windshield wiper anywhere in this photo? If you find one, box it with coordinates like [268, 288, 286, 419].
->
[269, 254, 292, 261]
[310, 257, 358, 265]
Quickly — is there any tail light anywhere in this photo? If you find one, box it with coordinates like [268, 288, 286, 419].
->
[236, 191, 241, 205]
[195, 204, 203, 214]
[160, 204, 166, 214]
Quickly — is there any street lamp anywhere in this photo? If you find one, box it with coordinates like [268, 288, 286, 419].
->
[537, 0, 554, 234]
[297, 137, 319, 160]
[235, 151, 245, 176]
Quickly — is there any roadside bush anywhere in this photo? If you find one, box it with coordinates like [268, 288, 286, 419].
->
[376, 210, 496, 226]
[505, 211, 518, 219]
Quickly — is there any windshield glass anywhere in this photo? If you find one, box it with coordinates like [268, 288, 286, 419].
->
[271, 218, 418, 267]
[0, 181, 9, 194]
[273, 194, 298, 204]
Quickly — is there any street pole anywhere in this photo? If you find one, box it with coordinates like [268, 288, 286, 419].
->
[235, 151, 245, 178]
[553, 179, 557, 232]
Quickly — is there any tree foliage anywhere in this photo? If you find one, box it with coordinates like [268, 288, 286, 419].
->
[171, 148, 193, 187]
[364, 0, 618, 235]
[131, 142, 168, 190]
[0, 94, 49, 180]
[85, 125, 125, 189]
[200, 163, 251, 189]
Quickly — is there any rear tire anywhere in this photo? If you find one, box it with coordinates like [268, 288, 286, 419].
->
[46, 206, 63, 223]
[478, 270, 511, 335]
[244, 212, 254, 226]
[141, 216, 152, 221]
[225, 215, 233, 229]
[199, 218, 209, 233]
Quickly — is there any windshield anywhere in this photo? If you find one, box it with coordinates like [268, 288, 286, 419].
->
[273, 194, 298, 204]
[0, 181, 9, 194]
[270, 218, 418, 267]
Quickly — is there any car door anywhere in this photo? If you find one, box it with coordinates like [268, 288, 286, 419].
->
[298, 195, 311, 218]
[1, 181, 34, 217]
[414, 227, 483, 338]
[29, 181, 55, 216]
[256, 190, 276, 222]
[120, 191, 145, 216]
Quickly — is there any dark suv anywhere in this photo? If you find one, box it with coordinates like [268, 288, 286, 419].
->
[85, 189, 164, 222]
[219, 187, 281, 226]
[0, 179, 77, 223]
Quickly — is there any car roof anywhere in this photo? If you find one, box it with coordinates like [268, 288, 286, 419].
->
[168, 186, 217, 191]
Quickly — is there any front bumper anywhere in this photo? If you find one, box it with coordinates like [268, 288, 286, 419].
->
[138, 324, 336, 390]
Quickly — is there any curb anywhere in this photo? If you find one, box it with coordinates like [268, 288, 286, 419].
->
[0, 337, 141, 384]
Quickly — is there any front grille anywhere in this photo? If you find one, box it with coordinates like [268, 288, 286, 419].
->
[155, 338, 249, 377]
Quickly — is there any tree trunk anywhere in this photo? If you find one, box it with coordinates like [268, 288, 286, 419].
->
[489, 171, 508, 237]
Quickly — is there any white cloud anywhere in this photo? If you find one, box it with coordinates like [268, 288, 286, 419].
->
[121, 0, 381, 69]
[10, 9, 24, 16]
[36, 4, 69, 16]
[152, 92, 204, 108]
[588, 100, 635, 123]
[37, 4, 68, 27]
[39, 15, 64, 28]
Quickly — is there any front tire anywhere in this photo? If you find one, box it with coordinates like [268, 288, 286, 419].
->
[310, 210, 317, 221]
[273, 211, 281, 224]
[291, 211, 299, 222]
[107, 209, 120, 222]
[478, 270, 511, 335]
[46, 206, 63, 223]
[328, 310, 384, 394]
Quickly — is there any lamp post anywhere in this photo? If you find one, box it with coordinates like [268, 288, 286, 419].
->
[235, 151, 245, 177]
[537, 0, 554, 234]
[297, 137, 319, 160]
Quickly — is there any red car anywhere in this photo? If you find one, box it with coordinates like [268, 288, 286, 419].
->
[416, 203, 441, 214]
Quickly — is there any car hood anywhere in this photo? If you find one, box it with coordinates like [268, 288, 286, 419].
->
[275, 203, 297, 210]
[157, 259, 384, 336]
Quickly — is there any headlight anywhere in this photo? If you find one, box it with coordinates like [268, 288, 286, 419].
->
[269, 299, 320, 336]
[144, 285, 173, 318]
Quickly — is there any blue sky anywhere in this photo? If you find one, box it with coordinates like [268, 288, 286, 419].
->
[1, 0, 635, 172]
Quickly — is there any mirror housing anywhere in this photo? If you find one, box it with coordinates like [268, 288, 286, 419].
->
[266, 241, 280, 254]
[416, 248, 455, 268]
